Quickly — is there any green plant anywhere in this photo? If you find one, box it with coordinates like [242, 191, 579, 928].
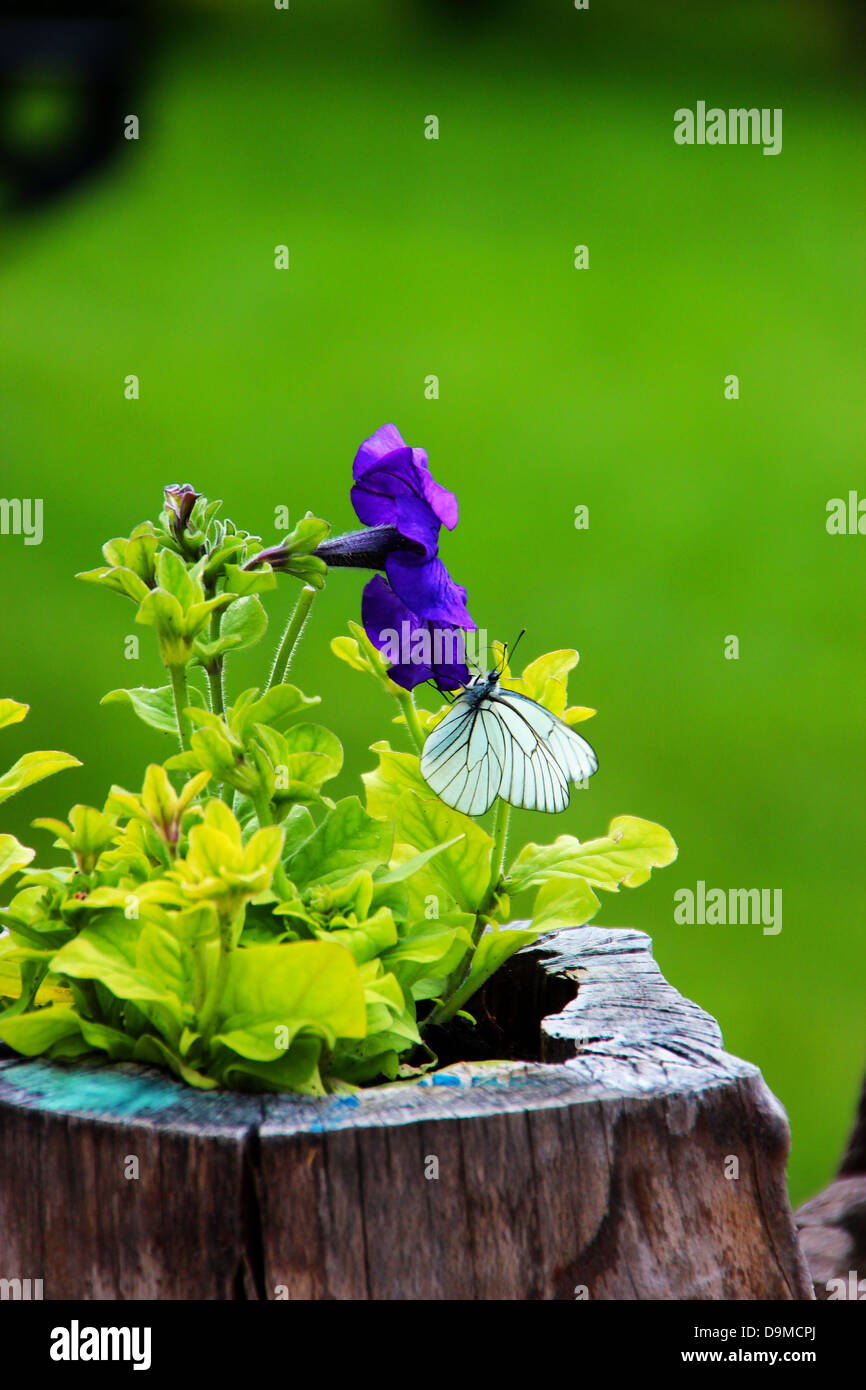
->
[0, 442, 676, 1093]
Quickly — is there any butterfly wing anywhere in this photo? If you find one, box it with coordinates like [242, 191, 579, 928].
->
[420, 689, 598, 816]
[488, 690, 598, 812]
[420, 697, 506, 816]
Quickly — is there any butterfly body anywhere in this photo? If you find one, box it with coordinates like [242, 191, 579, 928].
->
[420, 669, 598, 817]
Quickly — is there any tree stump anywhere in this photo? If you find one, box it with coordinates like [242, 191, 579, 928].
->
[795, 1067, 866, 1299]
[0, 925, 813, 1300]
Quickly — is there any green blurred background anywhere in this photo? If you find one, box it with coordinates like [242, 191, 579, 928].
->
[1, 0, 864, 1205]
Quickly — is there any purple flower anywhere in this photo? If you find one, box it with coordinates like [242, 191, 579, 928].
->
[362, 576, 470, 691]
[349, 424, 472, 629]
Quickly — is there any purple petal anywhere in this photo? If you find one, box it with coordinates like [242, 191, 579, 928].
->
[361, 577, 470, 691]
[386, 658, 468, 692]
[421, 474, 459, 530]
[351, 457, 442, 556]
[353, 426, 458, 531]
[361, 574, 411, 648]
[352, 424, 407, 481]
[386, 552, 475, 629]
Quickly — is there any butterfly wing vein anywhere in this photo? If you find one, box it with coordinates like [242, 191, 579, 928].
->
[420, 689, 598, 816]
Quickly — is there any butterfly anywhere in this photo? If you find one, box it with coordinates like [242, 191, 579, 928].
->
[420, 659, 598, 817]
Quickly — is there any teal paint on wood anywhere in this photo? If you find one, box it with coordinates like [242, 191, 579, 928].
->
[0, 1058, 196, 1118]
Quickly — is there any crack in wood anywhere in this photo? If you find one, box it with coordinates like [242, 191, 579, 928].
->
[0, 926, 814, 1299]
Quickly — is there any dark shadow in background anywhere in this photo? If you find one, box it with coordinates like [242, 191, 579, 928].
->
[1, 0, 861, 219]
[0, 4, 148, 214]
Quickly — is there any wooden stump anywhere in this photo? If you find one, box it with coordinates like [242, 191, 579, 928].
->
[795, 1067, 866, 1299]
[0, 926, 813, 1300]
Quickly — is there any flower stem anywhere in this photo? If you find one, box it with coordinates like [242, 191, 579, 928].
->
[252, 789, 294, 901]
[267, 585, 316, 691]
[397, 689, 425, 753]
[421, 798, 511, 1031]
[484, 797, 511, 919]
[206, 610, 226, 719]
[197, 924, 233, 1039]
[168, 664, 192, 752]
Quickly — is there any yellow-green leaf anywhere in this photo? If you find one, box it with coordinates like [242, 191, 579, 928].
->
[0, 699, 28, 731]
[0, 834, 35, 885]
[0, 750, 81, 805]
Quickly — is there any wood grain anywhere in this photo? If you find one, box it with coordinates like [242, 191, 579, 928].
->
[795, 1064, 866, 1299]
[0, 926, 813, 1300]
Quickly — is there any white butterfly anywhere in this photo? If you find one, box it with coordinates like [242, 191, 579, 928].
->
[420, 668, 598, 816]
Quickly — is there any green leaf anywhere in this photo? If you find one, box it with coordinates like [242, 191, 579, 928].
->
[284, 554, 327, 589]
[520, 649, 579, 694]
[217, 940, 367, 1041]
[101, 684, 205, 735]
[286, 797, 392, 888]
[330, 635, 369, 674]
[0, 834, 35, 885]
[317, 906, 399, 964]
[223, 563, 278, 597]
[0, 749, 81, 805]
[331, 622, 393, 685]
[214, 1037, 324, 1093]
[0, 699, 28, 730]
[496, 648, 583, 717]
[156, 548, 198, 611]
[0, 1003, 83, 1055]
[213, 1018, 316, 1062]
[454, 926, 539, 1008]
[382, 919, 474, 1001]
[562, 705, 596, 725]
[188, 725, 251, 789]
[362, 741, 431, 820]
[101, 537, 128, 567]
[390, 791, 493, 912]
[278, 803, 316, 858]
[77, 1017, 137, 1060]
[52, 922, 177, 1005]
[529, 875, 601, 932]
[136, 923, 195, 1005]
[124, 524, 158, 586]
[102, 685, 176, 734]
[230, 684, 320, 739]
[216, 595, 267, 653]
[77, 566, 150, 603]
[183, 594, 235, 641]
[271, 722, 343, 791]
[279, 513, 330, 557]
[136, 588, 187, 664]
[508, 816, 678, 894]
[132, 1033, 219, 1089]
[373, 835, 465, 885]
[33, 805, 117, 867]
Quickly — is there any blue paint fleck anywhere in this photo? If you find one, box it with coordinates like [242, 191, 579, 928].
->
[4, 1061, 192, 1119]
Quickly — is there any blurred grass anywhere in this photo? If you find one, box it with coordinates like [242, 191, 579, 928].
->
[1, 3, 864, 1204]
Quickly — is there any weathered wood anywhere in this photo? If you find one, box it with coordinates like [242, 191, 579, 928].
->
[839, 1067, 866, 1175]
[0, 926, 813, 1300]
[795, 1177, 866, 1300]
[794, 1065, 866, 1300]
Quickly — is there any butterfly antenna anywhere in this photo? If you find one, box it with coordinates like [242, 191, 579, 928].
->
[424, 678, 459, 702]
[498, 628, 526, 674]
